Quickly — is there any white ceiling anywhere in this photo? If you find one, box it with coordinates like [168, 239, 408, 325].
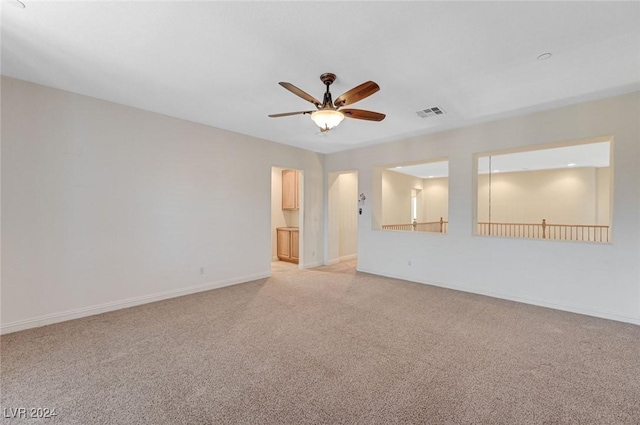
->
[2, 1, 640, 154]
[390, 161, 449, 179]
[477, 141, 611, 174]
[390, 141, 611, 179]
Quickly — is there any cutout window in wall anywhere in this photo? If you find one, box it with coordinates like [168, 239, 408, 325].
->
[381, 160, 449, 233]
[476, 139, 612, 243]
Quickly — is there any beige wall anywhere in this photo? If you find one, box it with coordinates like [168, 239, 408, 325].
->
[382, 170, 449, 225]
[326, 91, 640, 325]
[422, 177, 449, 222]
[381, 170, 422, 224]
[596, 167, 611, 225]
[338, 173, 357, 259]
[326, 172, 358, 264]
[1, 77, 324, 333]
[477, 167, 610, 225]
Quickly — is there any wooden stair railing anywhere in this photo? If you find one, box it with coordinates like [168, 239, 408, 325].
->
[382, 217, 448, 234]
[477, 219, 609, 242]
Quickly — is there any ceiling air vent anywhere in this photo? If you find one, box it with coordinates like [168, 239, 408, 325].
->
[416, 106, 445, 118]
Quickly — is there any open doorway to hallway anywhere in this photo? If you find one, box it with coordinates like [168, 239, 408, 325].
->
[271, 167, 303, 270]
[327, 171, 358, 265]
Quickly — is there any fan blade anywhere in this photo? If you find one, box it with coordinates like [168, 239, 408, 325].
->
[340, 109, 386, 121]
[279, 82, 321, 107]
[334, 81, 380, 108]
[268, 111, 314, 118]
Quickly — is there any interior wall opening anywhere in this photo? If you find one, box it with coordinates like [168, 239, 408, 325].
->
[327, 171, 358, 265]
[475, 137, 613, 243]
[271, 167, 303, 270]
[376, 159, 449, 233]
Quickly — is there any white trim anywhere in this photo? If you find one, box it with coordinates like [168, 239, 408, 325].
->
[339, 254, 358, 262]
[0, 272, 270, 335]
[325, 254, 357, 266]
[302, 261, 323, 269]
[357, 267, 640, 326]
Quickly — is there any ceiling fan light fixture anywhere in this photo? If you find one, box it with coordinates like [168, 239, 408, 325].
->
[270, 73, 383, 132]
[311, 109, 344, 131]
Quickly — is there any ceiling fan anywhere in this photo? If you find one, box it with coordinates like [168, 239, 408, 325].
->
[269, 73, 385, 132]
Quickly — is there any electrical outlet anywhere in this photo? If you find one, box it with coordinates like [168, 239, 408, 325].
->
[408, 260, 411, 266]
[200, 267, 204, 275]
[312, 251, 315, 257]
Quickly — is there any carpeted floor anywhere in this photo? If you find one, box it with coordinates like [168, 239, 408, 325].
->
[2, 260, 640, 424]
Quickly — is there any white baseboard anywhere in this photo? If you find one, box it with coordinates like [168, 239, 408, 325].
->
[325, 255, 357, 266]
[1, 272, 270, 335]
[357, 267, 640, 326]
[303, 261, 323, 269]
[339, 254, 358, 262]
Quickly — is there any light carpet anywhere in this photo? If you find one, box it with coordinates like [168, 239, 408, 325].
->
[2, 260, 639, 424]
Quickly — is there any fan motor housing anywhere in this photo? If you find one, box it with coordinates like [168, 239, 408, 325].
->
[320, 73, 336, 85]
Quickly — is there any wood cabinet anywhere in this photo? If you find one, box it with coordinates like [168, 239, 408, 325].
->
[282, 169, 299, 210]
[277, 227, 299, 264]
[290, 229, 299, 261]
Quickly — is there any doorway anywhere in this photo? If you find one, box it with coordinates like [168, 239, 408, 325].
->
[271, 166, 303, 270]
[327, 171, 358, 265]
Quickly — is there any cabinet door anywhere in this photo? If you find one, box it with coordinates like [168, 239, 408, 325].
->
[282, 169, 298, 210]
[290, 230, 299, 262]
[277, 229, 290, 259]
